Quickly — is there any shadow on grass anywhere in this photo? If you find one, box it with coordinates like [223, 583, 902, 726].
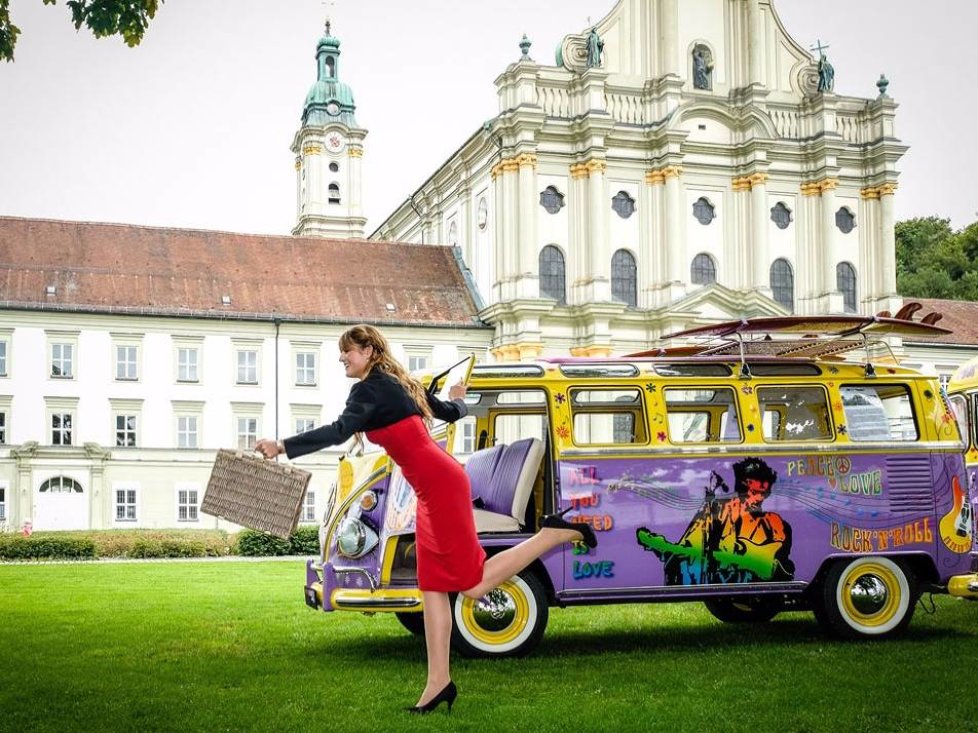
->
[296, 610, 970, 667]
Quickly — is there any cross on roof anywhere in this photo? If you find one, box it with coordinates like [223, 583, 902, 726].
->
[810, 39, 830, 57]
[322, 0, 335, 33]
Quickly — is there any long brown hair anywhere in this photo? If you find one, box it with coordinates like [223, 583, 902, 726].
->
[339, 324, 434, 425]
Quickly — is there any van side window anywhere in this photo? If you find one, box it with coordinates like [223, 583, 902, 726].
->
[570, 388, 647, 445]
[664, 387, 742, 443]
[948, 394, 969, 446]
[840, 385, 918, 442]
[757, 386, 832, 441]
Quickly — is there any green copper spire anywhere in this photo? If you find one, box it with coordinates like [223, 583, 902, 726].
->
[302, 20, 357, 127]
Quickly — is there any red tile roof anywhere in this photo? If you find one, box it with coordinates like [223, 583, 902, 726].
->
[901, 298, 978, 346]
[0, 217, 487, 328]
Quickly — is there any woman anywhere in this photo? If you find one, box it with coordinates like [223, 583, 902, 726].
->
[256, 324, 595, 714]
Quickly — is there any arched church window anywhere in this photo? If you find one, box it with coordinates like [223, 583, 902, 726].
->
[835, 207, 856, 234]
[770, 258, 794, 312]
[770, 202, 793, 230]
[692, 197, 716, 226]
[837, 262, 857, 313]
[328, 183, 341, 205]
[539, 245, 566, 304]
[539, 186, 565, 215]
[39, 476, 83, 493]
[611, 249, 637, 307]
[691, 253, 717, 285]
[611, 191, 635, 219]
[328, 161, 339, 173]
[326, 56, 336, 78]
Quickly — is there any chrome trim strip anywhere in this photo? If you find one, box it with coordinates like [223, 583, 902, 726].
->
[333, 566, 378, 591]
[332, 596, 423, 610]
[558, 442, 963, 459]
[556, 581, 807, 601]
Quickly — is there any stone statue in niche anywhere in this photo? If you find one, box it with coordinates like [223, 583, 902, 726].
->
[586, 27, 604, 68]
[692, 45, 714, 90]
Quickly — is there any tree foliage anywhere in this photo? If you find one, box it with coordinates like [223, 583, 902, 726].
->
[896, 216, 978, 300]
[0, 0, 161, 62]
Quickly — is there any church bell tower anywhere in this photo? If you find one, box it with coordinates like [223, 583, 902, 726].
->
[291, 20, 367, 239]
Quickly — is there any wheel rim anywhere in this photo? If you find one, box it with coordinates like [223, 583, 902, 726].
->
[836, 558, 909, 634]
[456, 577, 534, 652]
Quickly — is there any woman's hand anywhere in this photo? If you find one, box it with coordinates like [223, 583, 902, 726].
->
[255, 438, 285, 459]
[448, 382, 468, 401]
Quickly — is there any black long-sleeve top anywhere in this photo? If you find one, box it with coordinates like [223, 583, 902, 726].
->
[282, 368, 467, 460]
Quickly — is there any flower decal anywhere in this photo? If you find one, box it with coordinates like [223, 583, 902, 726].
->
[645, 383, 657, 393]
[747, 424, 755, 433]
[740, 385, 754, 395]
[556, 424, 570, 440]
[837, 425, 847, 435]
[833, 401, 843, 413]
[828, 366, 839, 374]
[656, 431, 668, 442]
[554, 393, 566, 405]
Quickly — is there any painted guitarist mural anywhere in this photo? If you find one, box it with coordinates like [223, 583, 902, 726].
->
[637, 457, 795, 584]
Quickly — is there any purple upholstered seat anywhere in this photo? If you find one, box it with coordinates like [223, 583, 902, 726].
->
[464, 438, 544, 532]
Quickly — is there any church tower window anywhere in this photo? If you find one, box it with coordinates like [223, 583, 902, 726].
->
[835, 207, 856, 234]
[539, 245, 566, 304]
[691, 253, 717, 285]
[837, 262, 857, 312]
[611, 191, 635, 219]
[539, 186, 566, 215]
[770, 258, 794, 311]
[692, 197, 716, 225]
[770, 202, 793, 230]
[611, 249, 637, 307]
[329, 161, 339, 173]
[328, 183, 341, 204]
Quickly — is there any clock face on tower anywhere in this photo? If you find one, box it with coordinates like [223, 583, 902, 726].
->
[325, 132, 346, 154]
[326, 101, 341, 116]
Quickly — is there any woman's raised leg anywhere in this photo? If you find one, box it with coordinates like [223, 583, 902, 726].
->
[462, 526, 580, 598]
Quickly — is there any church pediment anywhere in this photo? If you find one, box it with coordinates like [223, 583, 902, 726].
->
[665, 283, 787, 321]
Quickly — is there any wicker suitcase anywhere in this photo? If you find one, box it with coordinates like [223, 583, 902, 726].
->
[202, 449, 312, 539]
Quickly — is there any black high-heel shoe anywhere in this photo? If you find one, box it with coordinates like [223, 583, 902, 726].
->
[541, 506, 598, 549]
[406, 681, 457, 714]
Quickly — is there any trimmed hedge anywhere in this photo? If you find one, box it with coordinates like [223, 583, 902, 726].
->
[0, 527, 320, 560]
[0, 534, 96, 560]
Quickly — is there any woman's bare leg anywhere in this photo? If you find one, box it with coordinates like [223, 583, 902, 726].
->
[417, 591, 453, 707]
[462, 527, 579, 598]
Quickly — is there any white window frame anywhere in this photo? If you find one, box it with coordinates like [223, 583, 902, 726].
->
[232, 402, 263, 451]
[110, 399, 142, 448]
[176, 483, 201, 523]
[291, 404, 322, 437]
[49, 337, 77, 379]
[295, 350, 318, 387]
[405, 346, 431, 374]
[233, 340, 262, 386]
[173, 401, 204, 449]
[113, 484, 138, 523]
[302, 490, 317, 523]
[236, 416, 259, 450]
[111, 334, 142, 382]
[173, 336, 204, 384]
[0, 482, 7, 524]
[46, 397, 78, 447]
[0, 396, 10, 446]
[0, 329, 11, 377]
[295, 417, 316, 434]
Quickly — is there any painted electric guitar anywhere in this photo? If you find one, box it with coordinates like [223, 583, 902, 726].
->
[939, 475, 973, 555]
[637, 528, 784, 582]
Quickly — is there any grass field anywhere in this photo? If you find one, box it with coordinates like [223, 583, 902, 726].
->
[1, 561, 976, 733]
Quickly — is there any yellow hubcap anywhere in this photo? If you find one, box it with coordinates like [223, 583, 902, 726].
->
[840, 561, 900, 627]
[459, 580, 530, 646]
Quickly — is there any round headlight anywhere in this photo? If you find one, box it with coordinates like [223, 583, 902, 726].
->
[359, 490, 378, 512]
[335, 517, 379, 559]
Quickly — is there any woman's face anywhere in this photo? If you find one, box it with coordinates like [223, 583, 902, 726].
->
[339, 343, 373, 380]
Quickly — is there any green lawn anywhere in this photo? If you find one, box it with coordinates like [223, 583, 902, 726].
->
[1, 561, 975, 733]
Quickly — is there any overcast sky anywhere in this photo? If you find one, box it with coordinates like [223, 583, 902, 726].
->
[1, 1, 976, 237]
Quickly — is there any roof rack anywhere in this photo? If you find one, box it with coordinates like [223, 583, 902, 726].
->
[629, 307, 951, 379]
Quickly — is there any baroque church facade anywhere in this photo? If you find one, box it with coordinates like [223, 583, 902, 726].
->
[368, 0, 907, 360]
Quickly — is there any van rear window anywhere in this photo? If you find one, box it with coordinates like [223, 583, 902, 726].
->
[839, 384, 918, 442]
